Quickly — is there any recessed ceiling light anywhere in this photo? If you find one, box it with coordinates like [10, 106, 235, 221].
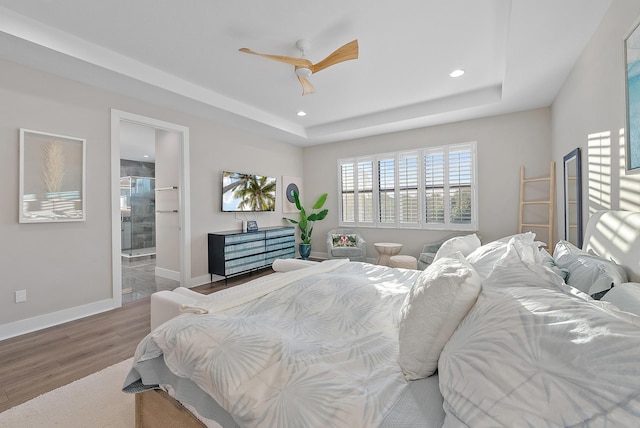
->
[297, 111, 307, 117]
[450, 69, 465, 78]
[143, 154, 150, 158]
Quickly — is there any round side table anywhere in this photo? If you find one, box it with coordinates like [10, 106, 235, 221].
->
[374, 242, 403, 266]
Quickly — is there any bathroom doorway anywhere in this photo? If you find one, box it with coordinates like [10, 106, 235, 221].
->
[110, 110, 191, 307]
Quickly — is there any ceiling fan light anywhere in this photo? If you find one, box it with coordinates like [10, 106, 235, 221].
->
[295, 67, 312, 78]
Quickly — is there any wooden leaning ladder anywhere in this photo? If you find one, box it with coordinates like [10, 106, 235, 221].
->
[518, 161, 556, 251]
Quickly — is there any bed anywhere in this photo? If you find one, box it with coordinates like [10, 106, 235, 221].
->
[123, 210, 640, 427]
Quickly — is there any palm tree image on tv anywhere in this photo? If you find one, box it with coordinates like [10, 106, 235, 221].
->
[222, 171, 276, 212]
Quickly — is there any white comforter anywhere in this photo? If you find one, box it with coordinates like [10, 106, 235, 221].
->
[439, 249, 640, 427]
[132, 261, 419, 428]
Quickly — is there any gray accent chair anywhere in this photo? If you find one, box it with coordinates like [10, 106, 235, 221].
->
[327, 229, 366, 262]
[418, 233, 480, 270]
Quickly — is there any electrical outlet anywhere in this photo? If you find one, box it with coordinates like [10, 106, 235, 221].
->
[15, 290, 27, 303]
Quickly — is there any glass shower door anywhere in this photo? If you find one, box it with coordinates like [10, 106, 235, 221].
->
[120, 176, 156, 256]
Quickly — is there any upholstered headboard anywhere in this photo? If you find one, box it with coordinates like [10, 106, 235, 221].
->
[583, 210, 640, 282]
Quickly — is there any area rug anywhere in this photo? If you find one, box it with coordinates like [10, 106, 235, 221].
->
[0, 358, 134, 427]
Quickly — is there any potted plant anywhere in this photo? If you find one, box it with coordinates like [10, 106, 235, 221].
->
[283, 191, 328, 260]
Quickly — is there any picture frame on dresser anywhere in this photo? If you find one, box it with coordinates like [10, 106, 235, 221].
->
[625, 19, 640, 173]
[18, 128, 86, 223]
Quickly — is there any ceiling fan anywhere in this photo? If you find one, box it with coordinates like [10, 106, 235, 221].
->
[239, 39, 358, 95]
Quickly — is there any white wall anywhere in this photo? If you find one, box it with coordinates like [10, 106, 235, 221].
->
[302, 108, 552, 261]
[552, 0, 640, 241]
[0, 58, 303, 337]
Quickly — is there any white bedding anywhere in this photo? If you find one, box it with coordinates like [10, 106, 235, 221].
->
[125, 213, 640, 427]
[439, 238, 640, 426]
[129, 261, 420, 428]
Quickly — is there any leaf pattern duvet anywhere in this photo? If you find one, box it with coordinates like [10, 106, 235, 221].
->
[131, 262, 419, 428]
[438, 262, 640, 427]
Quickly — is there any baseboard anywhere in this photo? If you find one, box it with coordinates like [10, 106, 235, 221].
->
[189, 274, 222, 288]
[0, 298, 116, 341]
[155, 267, 180, 281]
[310, 251, 329, 260]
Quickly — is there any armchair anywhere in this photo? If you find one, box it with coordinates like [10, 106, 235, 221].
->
[418, 233, 481, 270]
[327, 229, 366, 262]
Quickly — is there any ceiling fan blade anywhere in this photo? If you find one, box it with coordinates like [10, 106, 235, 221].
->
[311, 39, 358, 73]
[297, 76, 315, 96]
[238, 48, 313, 68]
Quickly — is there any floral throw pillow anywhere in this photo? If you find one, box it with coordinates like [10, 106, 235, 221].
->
[332, 233, 358, 247]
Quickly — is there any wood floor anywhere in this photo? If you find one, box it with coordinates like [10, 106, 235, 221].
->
[0, 269, 272, 413]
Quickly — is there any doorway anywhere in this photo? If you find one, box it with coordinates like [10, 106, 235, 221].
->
[110, 110, 191, 308]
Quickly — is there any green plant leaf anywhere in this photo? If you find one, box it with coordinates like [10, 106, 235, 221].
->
[293, 190, 302, 211]
[283, 217, 299, 225]
[312, 193, 328, 210]
[315, 209, 328, 221]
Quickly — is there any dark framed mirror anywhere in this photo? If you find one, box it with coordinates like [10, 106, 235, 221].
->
[563, 148, 582, 248]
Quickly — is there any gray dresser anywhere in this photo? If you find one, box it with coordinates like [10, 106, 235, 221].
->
[208, 226, 295, 280]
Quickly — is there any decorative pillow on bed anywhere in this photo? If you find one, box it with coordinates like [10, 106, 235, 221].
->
[433, 233, 481, 262]
[553, 240, 627, 298]
[398, 251, 482, 380]
[539, 248, 569, 280]
[331, 233, 358, 247]
[601, 282, 640, 316]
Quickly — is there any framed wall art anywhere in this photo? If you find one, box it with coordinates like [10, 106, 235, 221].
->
[282, 176, 302, 213]
[19, 129, 86, 223]
[625, 19, 640, 173]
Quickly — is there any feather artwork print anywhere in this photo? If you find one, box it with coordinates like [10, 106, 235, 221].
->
[41, 140, 67, 215]
[42, 141, 66, 194]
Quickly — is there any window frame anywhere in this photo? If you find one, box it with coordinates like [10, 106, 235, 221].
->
[337, 142, 478, 231]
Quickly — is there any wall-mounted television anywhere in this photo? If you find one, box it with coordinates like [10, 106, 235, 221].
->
[222, 171, 276, 212]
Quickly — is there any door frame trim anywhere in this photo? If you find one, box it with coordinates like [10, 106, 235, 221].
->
[110, 109, 191, 307]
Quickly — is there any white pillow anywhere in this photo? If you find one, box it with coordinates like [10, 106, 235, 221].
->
[398, 251, 482, 380]
[539, 248, 569, 280]
[553, 240, 627, 298]
[553, 239, 582, 259]
[433, 233, 481, 262]
[601, 283, 640, 316]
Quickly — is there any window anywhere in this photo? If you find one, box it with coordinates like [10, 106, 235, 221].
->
[339, 158, 374, 224]
[338, 142, 477, 230]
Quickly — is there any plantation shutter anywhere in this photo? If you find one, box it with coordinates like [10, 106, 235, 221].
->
[357, 161, 374, 223]
[424, 149, 445, 224]
[378, 157, 395, 224]
[339, 161, 355, 223]
[338, 141, 476, 230]
[399, 152, 419, 225]
[449, 145, 473, 225]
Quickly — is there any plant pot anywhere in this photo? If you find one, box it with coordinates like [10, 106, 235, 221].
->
[299, 243, 311, 260]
